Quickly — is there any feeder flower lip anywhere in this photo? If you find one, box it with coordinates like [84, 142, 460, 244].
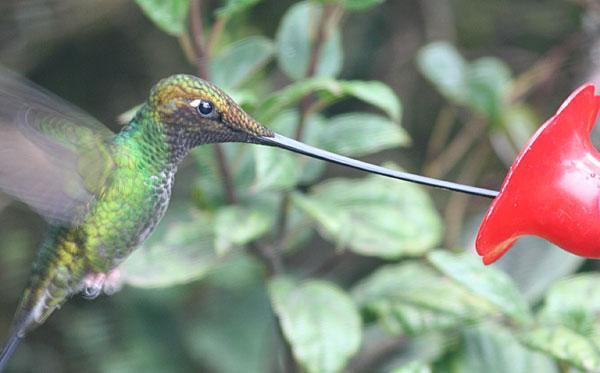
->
[476, 84, 600, 264]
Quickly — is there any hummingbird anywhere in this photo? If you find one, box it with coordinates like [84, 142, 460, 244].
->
[0, 70, 496, 370]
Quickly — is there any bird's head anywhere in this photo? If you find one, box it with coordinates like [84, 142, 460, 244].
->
[147, 74, 273, 146]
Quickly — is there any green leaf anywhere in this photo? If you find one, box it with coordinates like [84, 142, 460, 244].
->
[135, 0, 190, 36]
[495, 104, 539, 155]
[539, 274, 600, 333]
[118, 104, 144, 125]
[264, 110, 327, 184]
[320, 112, 410, 157]
[257, 78, 338, 122]
[352, 262, 497, 335]
[416, 42, 468, 103]
[185, 270, 274, 373]
[466, 57, 512, 121]
[428, 251, 531, 325]
[292, 170, 442, 258]
[382, 333, 446, 372]
[517, 274, 600, 370]
[216, 0, 261, 18]
[253, 145, 301, 192]
[389, 361, 431, 373]
[444, 323, 557, 373]
[214, 201, 275, 255]
[276, 1, 343, 80]
[121, 206, 218, 288]
[192, 145, 225, 207]
[209, 36, 275, 89]
[192, 143, 257, 207]
[520, 326, 600, 371]
[316, 29, 344, 78]
[498, 239, 584, 303]
[341, 0, 386, 11]
[257, 78, 402, 124]
[269, 277, 362, 373]
[416, 42, 512, 120]
[461, 214, 584, 303]
[340, 80, 402, 122]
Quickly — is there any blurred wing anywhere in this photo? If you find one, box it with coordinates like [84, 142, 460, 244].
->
[0, 67, 116, 224]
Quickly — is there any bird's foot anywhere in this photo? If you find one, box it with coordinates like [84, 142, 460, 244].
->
[81, 269, 122, 299]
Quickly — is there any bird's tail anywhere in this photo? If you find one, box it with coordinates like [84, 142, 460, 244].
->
[0, 332, 22, 372]
[0, 286, 54, 372]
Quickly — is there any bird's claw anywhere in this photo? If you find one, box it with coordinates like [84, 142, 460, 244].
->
[81, 269, 122, 299]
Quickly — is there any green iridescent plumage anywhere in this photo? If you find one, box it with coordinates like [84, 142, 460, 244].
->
[0, 72, 273, 370]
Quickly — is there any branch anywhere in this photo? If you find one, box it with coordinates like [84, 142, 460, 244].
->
[443, 140, 492, 247]
[190, 0, 209, 79]
[189, 0, 237, 204]
[423, 116, 486, 179]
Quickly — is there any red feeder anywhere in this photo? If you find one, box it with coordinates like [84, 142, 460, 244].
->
[476, 84, 600, 264]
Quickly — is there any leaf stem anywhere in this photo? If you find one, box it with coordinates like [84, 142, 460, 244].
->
[425, 104, 457, 162]
[423, 116, 486, 179]
[189, 0, 237, 204]
[207, 16, 226, 57]
[443, 140, 491, 247]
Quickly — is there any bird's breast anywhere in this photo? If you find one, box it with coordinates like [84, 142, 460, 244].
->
[82, 167, 176, 272]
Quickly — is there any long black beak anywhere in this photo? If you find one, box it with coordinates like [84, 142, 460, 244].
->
[256, 133, 499, 199]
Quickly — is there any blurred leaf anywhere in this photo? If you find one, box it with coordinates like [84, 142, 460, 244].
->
[269, 277, 362, 373]
[379, 332, 447, 372]
[466, 57, 511, 121]
[257, 78, 339, 122]
[264, 110, 327, 184]
[498, 240, 584, 304]
[121, 207, 219, 288]
[517, 275, 600, 371]
[292, 170, 442, 258]
[520, 326, 600, 371]
[320, 112, 410, 156]
[227, 89, 259, 108]
[417, 42, 512, 120]
[497, 104, 539, 150]
[118, 104, 143, 125]
[204, 251, 265, 290]
[428, 251, 532, 325]
[389, 361, 431, 373]
[193, 143, 256, 207]
[135, 0, 190, 36]
[461, 216, 584, 304]
[185, 282, 274, 373]
[341, 0, 386, 11]
[94, 289, 191, 373]
[436, 323, 557, 373]
[316, 29, 344, 78]
[214, 201, 275, 255]
[276, 1, 343, 80]
[253, 145, 301, 191]
[352, 262, 497, 335]
[417, 42, 468, 103]
[209, 36, 275, 89]
[257, 78, 401, 123]
[340, 80, 402, 122]
[216, 0, 261, 18]
[192, 145, 224, 207]
[538, 274, 600, 334]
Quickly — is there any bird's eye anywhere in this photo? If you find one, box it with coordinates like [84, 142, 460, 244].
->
[197, 100, 214, 116]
